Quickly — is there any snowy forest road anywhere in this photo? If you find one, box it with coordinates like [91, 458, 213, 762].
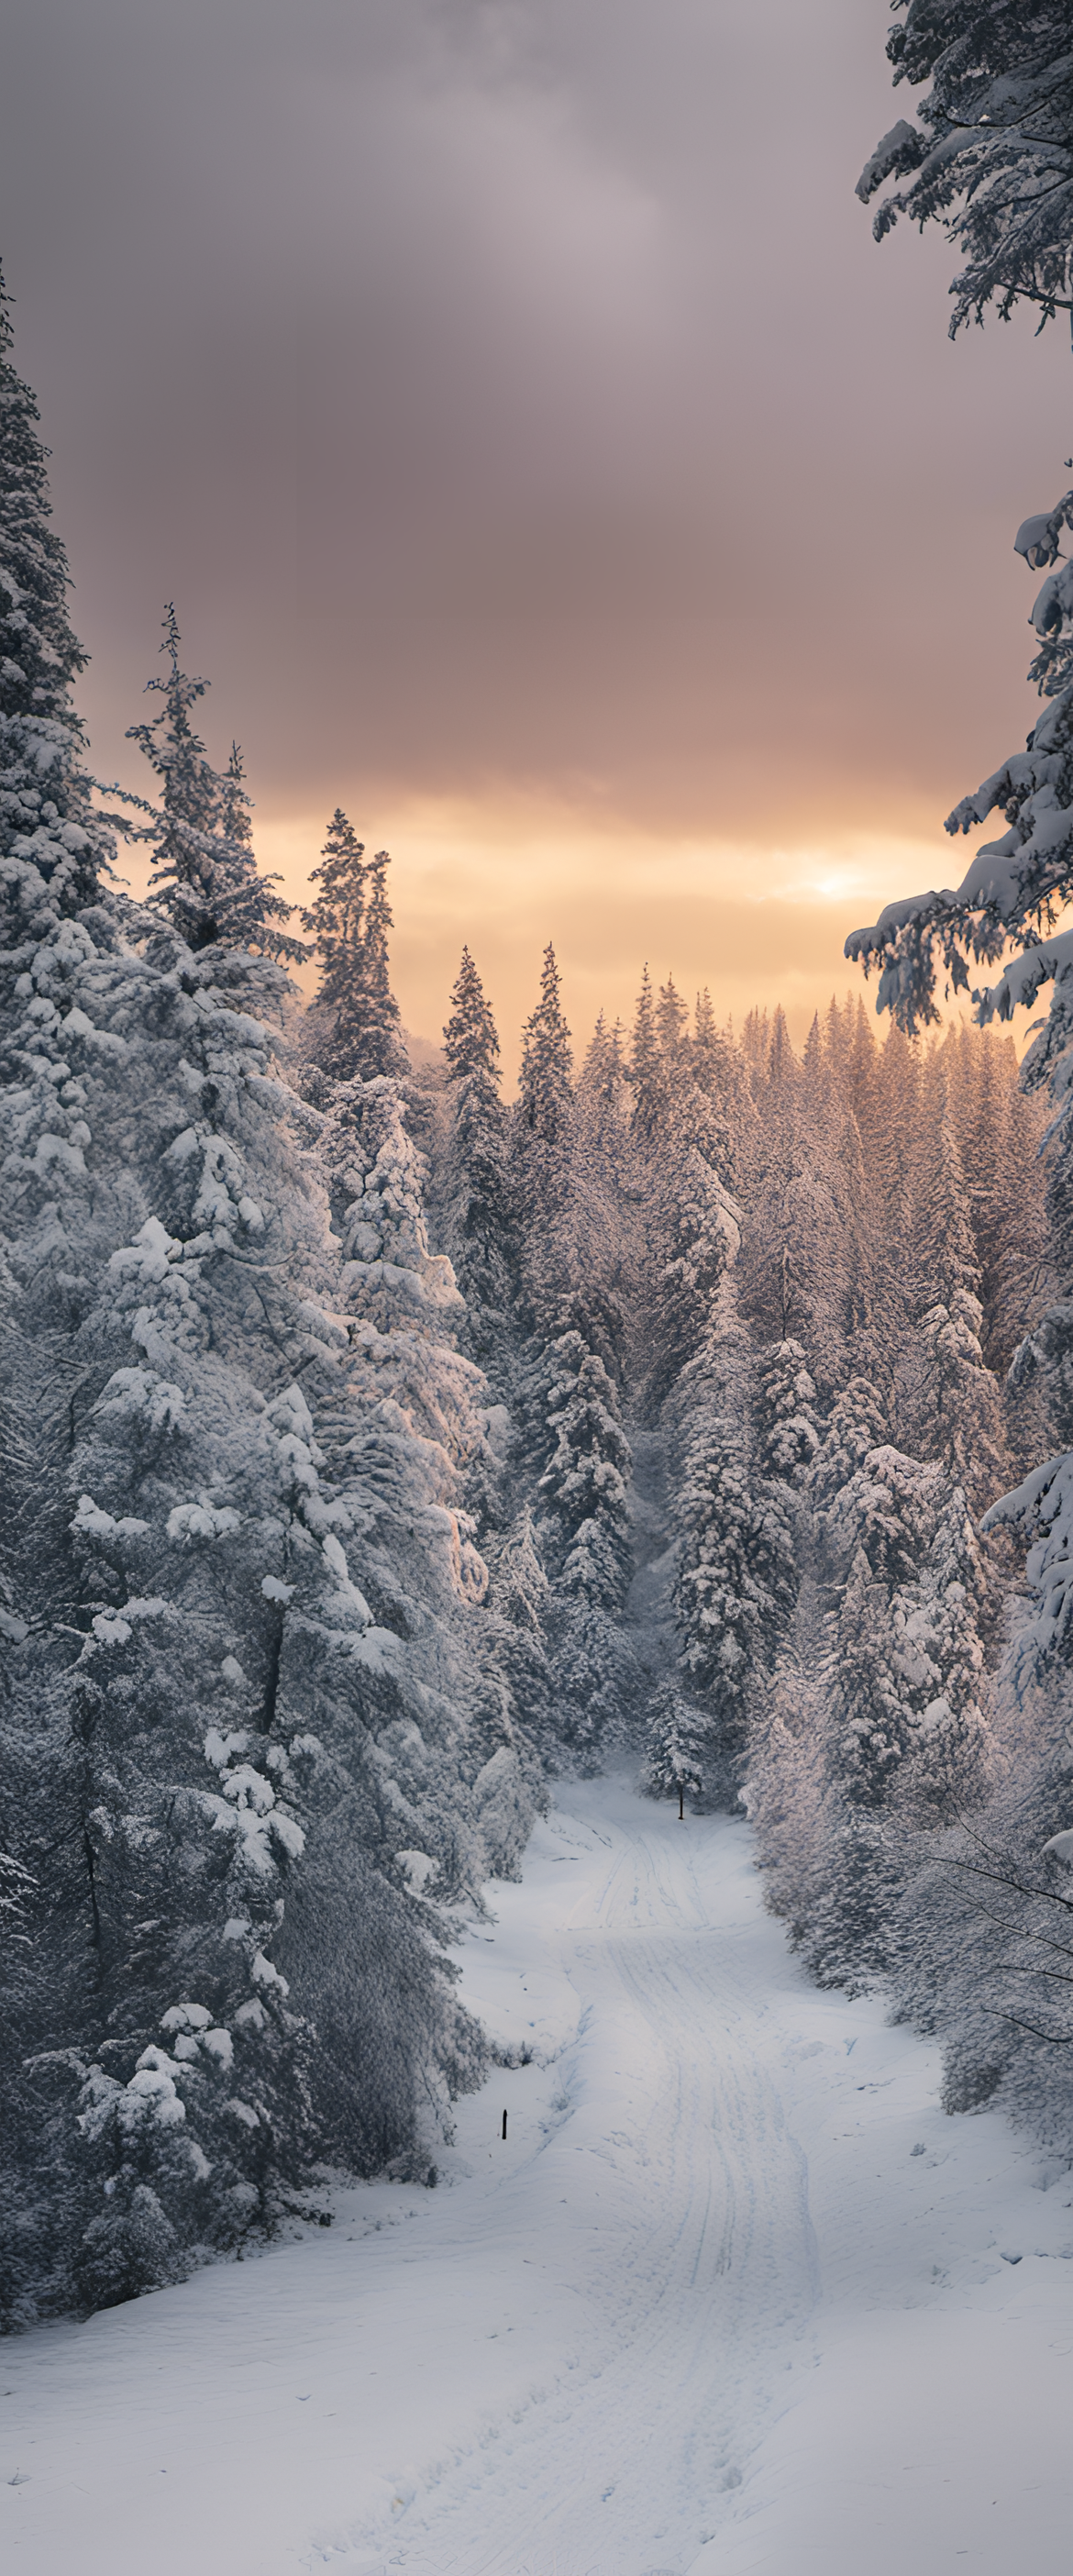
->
[5, 1780, 1073, 2576]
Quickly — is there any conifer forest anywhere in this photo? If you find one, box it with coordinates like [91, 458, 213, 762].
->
[9, 6, 1073, 2557]
[6, 232, 1073, 2336]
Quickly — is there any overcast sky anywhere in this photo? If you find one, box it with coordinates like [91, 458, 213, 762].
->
[3, 0, 1070, 1063]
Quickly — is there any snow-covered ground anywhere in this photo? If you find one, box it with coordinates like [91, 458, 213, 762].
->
[5, 1776, 1073, 2576]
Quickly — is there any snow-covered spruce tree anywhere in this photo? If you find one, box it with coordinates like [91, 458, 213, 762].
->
[629, 995, 743, 1414]
[577, 1010, 629, 1133]
[897, 1063, 1010, 1517]
[0, 882, 544, 2318]
[627, 964, 666, 1139]
[1, 855, 530, 2318]
[351, 849, 409, 1081]
[511, 942, 575, 1327]
[870, 1017, 921, 1244]
[842, 438, 1073, 2084]
[568, 1010, 643, 1356]
[670, 1275, 797, 1798]
[824, 996, 881, 1159]
[642, 1680, 706, 1810]
[747, 1374, 892, 1973]
[299, 808, 368, 1081]
[0, 906, 304, 2313]
[112, 608, 304, 962]
[804, 1010, 903, 1402]
[891, 1662, 1073, 2133]
[440, 946, 514, 1362]
[509, 945, 638, 1745]
[302, 818, 408, 1086]
[736, 1014, 844, 1395]
[521, 1007, 640, 1395]
[655, 972, 689, 1087]
[943, 1023, 1052, 1387]
[481, 1504, 554, 1753]
[0, 304, 533, 2322]
[538, 1331, 632, 1594]
[787, 1441, 993, 1993]
[758, 1338, 822, 1487]
[648, 1105, 739, 1399]
[857, 1, 1073, 335]
[536, 1327, 636, 1752]
[811, 1373, 890, 1508]
[0, 261, 112, 913]
[845, 489, 1073, 1993]
[306, 1069, 540, 1870]
[302, 870, 538, 1871]
[829, 1449, 991, 1816]
[691, 989, 756, 1180]
[736, 1338, 824, 1770]
[517, 941, 573, 1150]
[1, 264, 121, 2311]
[846, 478, 1073, 1647]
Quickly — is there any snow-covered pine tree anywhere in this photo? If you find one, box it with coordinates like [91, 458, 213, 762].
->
[945, 1025, 1052, 1381]
[671, 1279, 796, 1794]
[112, 608, 304, 961]
[0, 839, 525, 2319]
[440, 946, 514, 1353]
[537, 1330, 632, 1597]
[481, 1502, 553, 1749]
[798, 1438, 993, 1991]
[737, 1016, 844, 1393]
[308, 1066, 539, 1878]
[811, 1374, 889, 1509]
[740, 1005, 770, 1087]
[834, 998, 882, 1161]
[901, 1063, 1009, 1514]
[511, 943, 575, 1328]
[636, 1077, 741, 1416]
[642, 1679, 707, 1809]
[300, 808, 367, 1080]
[534, 1327, 636, 1750]
[655, 972, 689, 1087]
[691, 986, 719, 1078]
[211, 739, 301, 960]
[831, 1104, 889, 1390]
[301, 818, 407, 1084]
[0, 261, 112, 913]
[893, 1658, 1073, 2136]
[689, 993, 756, 1194]
[870, 1018, 921, 1242]
[758, 1339, 822, 1486]
[857, 1, 1073, 335]
[517, 942, 573, 1146]
[845, 474, 1073, 1674]
[1, 900, 302, 2312]
[627, 963, 666, 1138]
[0, 300, 524, 2326]
[511, 942, 592, 1427]
[829, 1449, 990, 1815]
[510, 1013, 640, 1516]
[568, 1011, 640, 1331]
[576, 1010, 631, 1138]
[351, 849, 408, 1081]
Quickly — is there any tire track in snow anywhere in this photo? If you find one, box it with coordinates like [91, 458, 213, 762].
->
[342, 1783, 820, 2576]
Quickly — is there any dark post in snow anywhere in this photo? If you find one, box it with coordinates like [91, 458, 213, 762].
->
[502, 2109, 507, 2140]
[678, 1782, 684, 1821]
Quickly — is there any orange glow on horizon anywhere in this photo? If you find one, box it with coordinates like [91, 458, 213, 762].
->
[112, 794, 1027, 1083]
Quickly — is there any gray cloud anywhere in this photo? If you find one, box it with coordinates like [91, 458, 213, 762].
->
[2, 0, 1068, 847]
